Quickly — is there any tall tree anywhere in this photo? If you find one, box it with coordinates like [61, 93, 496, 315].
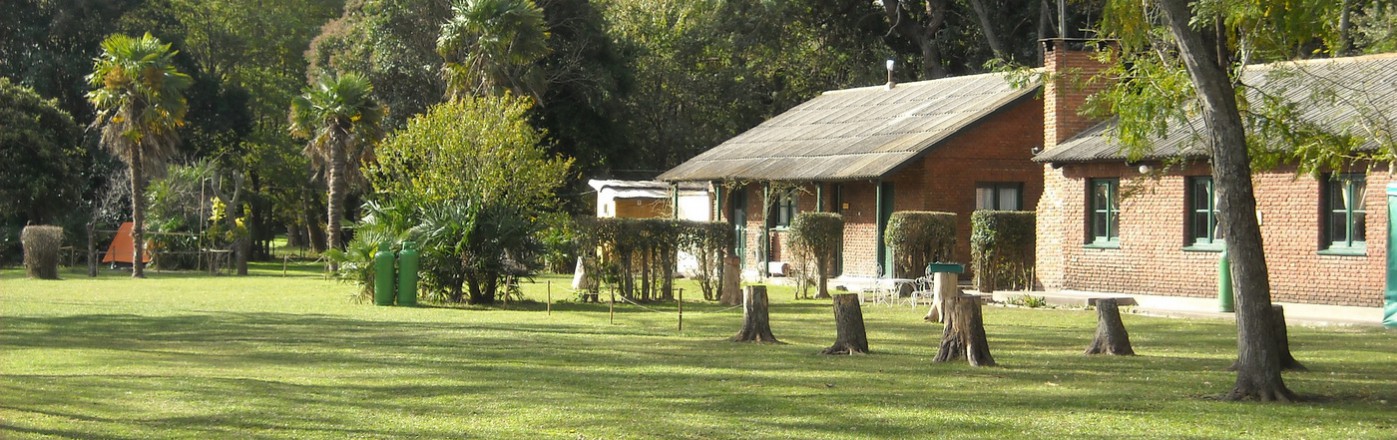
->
[85, 33, 193, 278]
[436, 0, 551, 100]
[288, 72, 386, 270]
[1095, 0, 1368, 401]
[1152, 0, 1290, 402]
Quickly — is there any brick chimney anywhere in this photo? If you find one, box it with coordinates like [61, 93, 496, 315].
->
[1043, 39, 1111, 151]
[1036, 39, 1112, 291]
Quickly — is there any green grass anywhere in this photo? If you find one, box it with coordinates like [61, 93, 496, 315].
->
[1, 263, 1393, 439]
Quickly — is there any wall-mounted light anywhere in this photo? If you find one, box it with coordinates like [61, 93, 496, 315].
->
[1138, 164, 1152, 174]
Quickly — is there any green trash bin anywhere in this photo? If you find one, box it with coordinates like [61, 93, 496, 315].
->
[397, 241, 419, 307]
[373, 243, 396, 306]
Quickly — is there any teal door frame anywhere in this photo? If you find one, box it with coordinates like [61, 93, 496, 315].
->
[731, 187, 747, 269]
[876, 181, 895, 278]
[1385, 183, 1397, 328]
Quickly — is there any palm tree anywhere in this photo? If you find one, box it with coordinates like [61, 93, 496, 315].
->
[86, 33, 192, 278]
[437, 0, 551, 100]
[288, 72, 386, 270]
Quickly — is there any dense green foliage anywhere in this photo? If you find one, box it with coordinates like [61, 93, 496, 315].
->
[438, 0, 551, 99]
[0, 79, 86, 225]
[788, 212, 844, 298]
[969, 210, 1035, 293]
[884, 211, 956, 278]
[351, 95, 570, 304]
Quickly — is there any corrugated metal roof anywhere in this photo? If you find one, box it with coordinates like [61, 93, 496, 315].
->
[1035, 53, 1397, 164]
[658, 72, 1041, 182]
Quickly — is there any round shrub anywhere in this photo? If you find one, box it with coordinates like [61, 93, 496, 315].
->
[884, 211, 956, 278]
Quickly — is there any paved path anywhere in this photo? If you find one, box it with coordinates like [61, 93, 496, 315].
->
[985, 289, 1388, 328]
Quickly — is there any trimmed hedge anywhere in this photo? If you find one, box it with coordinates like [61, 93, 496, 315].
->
[788, 212, 844, 298]
[970, 210, 1036, 292]
[21, 225, 63, 279]
[884, 211, 956, 278]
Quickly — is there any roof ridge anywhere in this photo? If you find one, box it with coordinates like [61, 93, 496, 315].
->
[821, 70, 1030, 96]
[1248, 51, 1397, 71]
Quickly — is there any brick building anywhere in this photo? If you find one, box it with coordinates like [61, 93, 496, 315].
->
[659, 73, 1045, 280]
[1034, 40, 1397, 307]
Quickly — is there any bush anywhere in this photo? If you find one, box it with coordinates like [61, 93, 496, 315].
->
[970, 210, 1036, 292]
[788, 212, 843, 298]
[21, 225, 63, 279]
[884, 211, 956, 278]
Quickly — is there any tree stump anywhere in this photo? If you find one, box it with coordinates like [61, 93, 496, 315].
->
[719, 256, 742, 306]
[924, 272, 959, 323]
[933, 295, 996, 366]
[821, 293, 869, 355]
[1085, 298, 1135, 355]
[731, 285, 780, 343]
[1229, 305, 1307, 372]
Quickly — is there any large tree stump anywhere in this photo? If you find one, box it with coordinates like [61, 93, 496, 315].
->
[1229, 305, 1307, 372]
[924, 272, 959, 323]
[821, 293, 869, 355]
[933, 295, 996, 366]
[1085, 298, 1135, 355]
[719, 256, 742, 306]
[731, 285, 780, 343]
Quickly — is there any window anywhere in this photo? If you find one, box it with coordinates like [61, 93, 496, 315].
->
[1323, 174, 1366, 251]
[1089, 178, 1119, 245]
[1187, 176, 1223, 247]
[976, 182, 1022, 211]
[774, 190, 797, 228]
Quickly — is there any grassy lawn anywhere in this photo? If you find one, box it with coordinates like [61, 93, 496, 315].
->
[1, 262, 1393, 439]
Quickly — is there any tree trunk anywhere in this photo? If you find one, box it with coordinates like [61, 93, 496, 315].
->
[719, 256, 741, 305]
[882, 0, 949, 79]
[129, 151, 145, 278]
[731, 285, 780, 343]
[815, 255, 830, 299]
[821, 293, 869, 355]
[924, 272, 958, 323]
[325, 133, 348, 272]
[1085, 298, 1135, 355]
[967, 0, 1007, 59]
[1156, 0, 1295, 402]
[86, 218, 97, 278]
[1229, 305, 1307, 372]
[934, 295, 995, 366]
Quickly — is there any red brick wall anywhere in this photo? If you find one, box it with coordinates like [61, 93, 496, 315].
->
[1043, 162, 1389, 307]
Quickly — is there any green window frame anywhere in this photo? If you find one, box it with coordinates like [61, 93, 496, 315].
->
[1089, 178, 1119, 246]
[1187, 176, 1223, 247]
[1323, 174, 1366, 252]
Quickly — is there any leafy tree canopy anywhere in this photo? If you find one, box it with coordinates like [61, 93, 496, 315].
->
[0, 78, 87, 224]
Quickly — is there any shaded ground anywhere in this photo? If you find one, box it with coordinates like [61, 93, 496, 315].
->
[1, 263, 1393, 438]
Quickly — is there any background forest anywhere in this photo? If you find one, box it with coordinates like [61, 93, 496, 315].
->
[3, 0, 1396, 269]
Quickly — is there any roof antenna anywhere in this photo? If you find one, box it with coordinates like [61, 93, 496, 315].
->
[1058, 0, 1067, 39]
